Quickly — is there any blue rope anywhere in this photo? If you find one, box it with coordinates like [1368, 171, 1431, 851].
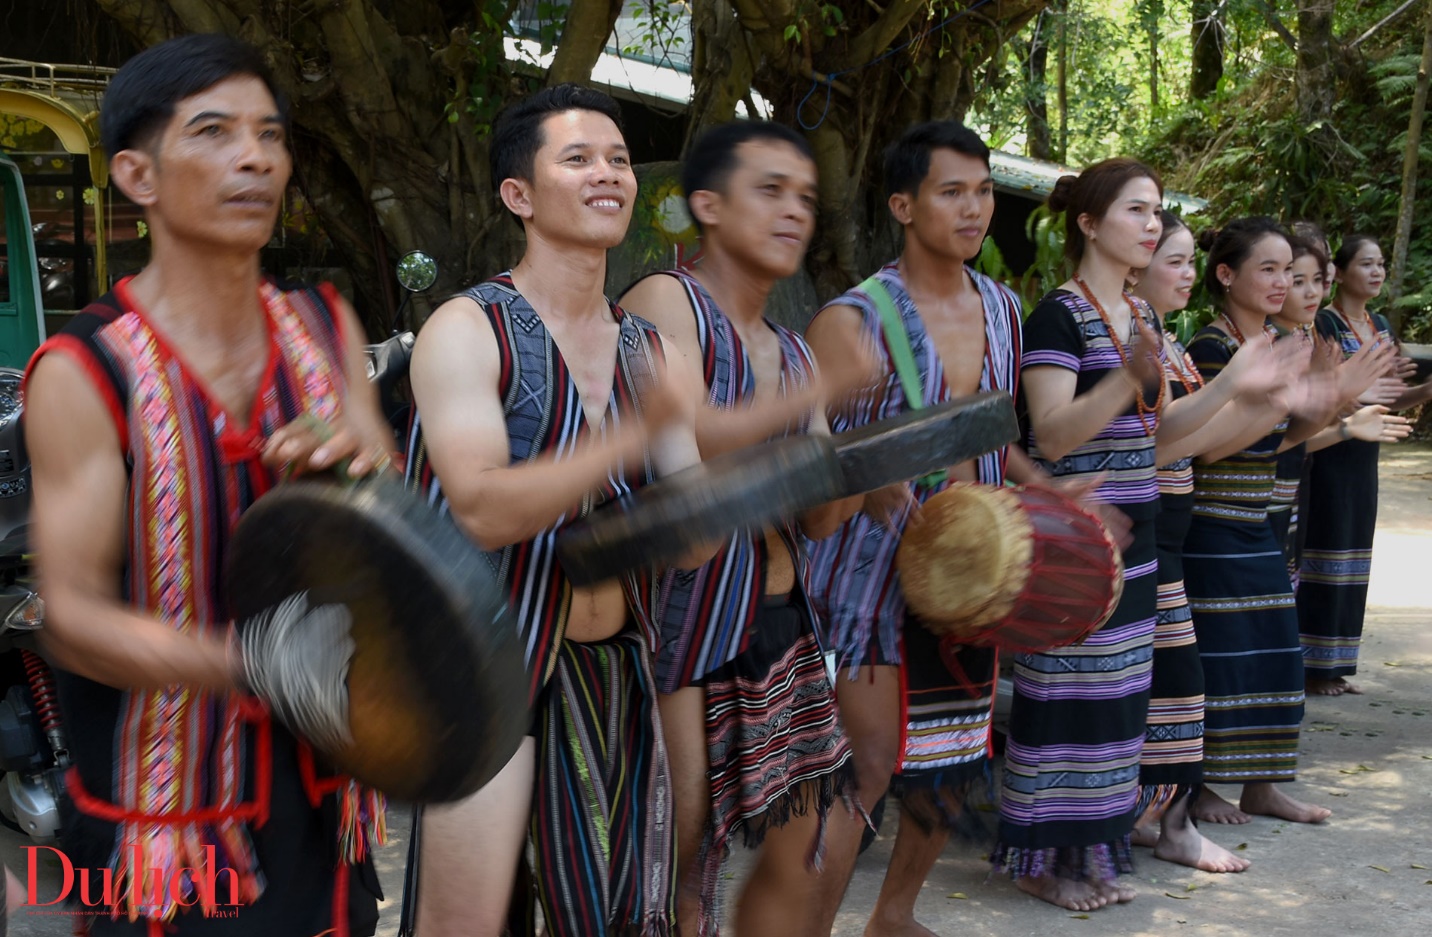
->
[797, 0, 1000, 130]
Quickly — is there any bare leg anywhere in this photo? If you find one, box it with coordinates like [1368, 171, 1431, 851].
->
[1151, 796, 1250, 873]
[865, 804, 950, 937]
[415, 738, 534, 936]
[1191, 785, 1252, 824]
[658, 685, 710, 935]
[810, 665, 901, 935]
[1239, 782, 1332, 823]
[1129, 824, 1158, 848]
[734, 788, 827, 937]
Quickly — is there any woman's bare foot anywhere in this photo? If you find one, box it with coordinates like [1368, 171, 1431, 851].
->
[1093, 878, 1137, 903]
[1153, 821, 1251, 873]
[1015, 874, 1110, 912]
[1130, 824, 1158, 848]
[1239, 783, 1332, 823]
[1306, 677, 1347, 696]
[1192, 787, 1251, 824]
[1335, 677, 1363, 694]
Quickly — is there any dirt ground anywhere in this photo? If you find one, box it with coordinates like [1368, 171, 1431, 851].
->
[5, 445, 1431, 934]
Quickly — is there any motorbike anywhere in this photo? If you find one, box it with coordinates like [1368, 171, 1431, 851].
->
[0, 365, 63, 846]
[364, 250, 437, 445]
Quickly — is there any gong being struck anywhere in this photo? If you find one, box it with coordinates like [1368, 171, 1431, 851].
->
[226, 477, 528, 805]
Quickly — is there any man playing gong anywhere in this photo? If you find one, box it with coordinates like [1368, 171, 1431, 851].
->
[619, 121, 860, 937]
[804, 122, 1035, 937]
[403, 85, 705, 936]
[24, 35, 393, 934]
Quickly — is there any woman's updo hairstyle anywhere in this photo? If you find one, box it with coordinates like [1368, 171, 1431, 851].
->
[1333, 234, 1379, 271]
[1154, 209, 1189, 253]
[1047, 157, 1164, 263]
[1197, 216, 1288, 301]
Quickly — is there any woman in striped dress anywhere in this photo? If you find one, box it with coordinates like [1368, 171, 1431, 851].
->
[1299, 236, 1432, 694]
[1183, 218, 1335, 826]
[996, 159, 1169, 912]
[1128, 210, 1263, 873]
[1269, 237, 1409, 586]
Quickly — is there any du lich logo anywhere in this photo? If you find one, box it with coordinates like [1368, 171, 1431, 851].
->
[23, 844, 242, 914]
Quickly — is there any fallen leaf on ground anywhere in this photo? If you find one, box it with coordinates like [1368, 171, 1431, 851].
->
[1411, 864, 1428, 870]
[1236, 843, 1248, 850]
[1383, 662, 1401, 667]
[1166, 892, 1192, 899]
[1370, 865, 1391, 873]
[1186, 884, 1199, 892]
[947, 892, 968, 900]
[1329, 791, 1349, 797]
[1070, 913, 1090, 919]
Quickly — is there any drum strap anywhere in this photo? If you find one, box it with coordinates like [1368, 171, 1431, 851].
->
[858, 275, 947, 489]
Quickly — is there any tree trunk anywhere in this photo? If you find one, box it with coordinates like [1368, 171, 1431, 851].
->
[1025, 10, 1053, 161]
[1296, 0, 1336, 127]
[1148, 14, 1160, 115]
[1190, 0, 1224, 100]
[1387, 4, 1432, 332]
[1057, 7, 1069, 160]
[546, 0, 623, 86]
[684, 0, 756, 154]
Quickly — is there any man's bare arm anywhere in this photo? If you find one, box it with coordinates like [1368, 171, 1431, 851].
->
[410, 296, 650, 552]
[27, 353, 238, 691]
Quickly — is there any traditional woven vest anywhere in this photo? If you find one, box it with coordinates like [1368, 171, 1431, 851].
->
[30, 277, 384, 923]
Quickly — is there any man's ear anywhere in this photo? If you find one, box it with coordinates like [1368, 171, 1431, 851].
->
[887, 191, 914, 227]
[499, 177, 535, 222]
[110, 149, 158, 208]
[687, 189, 721, 230]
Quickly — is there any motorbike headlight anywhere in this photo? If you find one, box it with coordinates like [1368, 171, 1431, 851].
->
[2, 594, 44, 632]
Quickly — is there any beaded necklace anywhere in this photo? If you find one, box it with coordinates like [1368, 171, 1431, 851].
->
[1072, 273, 1164, 435]
[1162, 331, 1203, 395]
[1331, 302, 1378, 347]
[1220, 312, 1277, 346]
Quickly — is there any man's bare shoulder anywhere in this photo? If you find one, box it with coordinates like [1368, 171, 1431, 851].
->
[620, 273, 694, 333]
[805, 302, 866, 340]
[413, 295, 499, 361]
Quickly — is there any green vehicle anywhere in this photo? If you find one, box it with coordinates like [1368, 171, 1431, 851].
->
[0, 151, 46, 367]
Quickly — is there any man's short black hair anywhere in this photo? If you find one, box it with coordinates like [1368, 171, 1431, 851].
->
[883, 121, 991, 201]
[489, 83, 625, 221]
[681, 121, 815, 230]
[100, 34, 289, 158]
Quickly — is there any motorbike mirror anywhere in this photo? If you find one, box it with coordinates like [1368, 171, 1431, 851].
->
[396, 251, 438, 293]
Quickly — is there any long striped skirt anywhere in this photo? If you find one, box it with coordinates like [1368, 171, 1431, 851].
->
[699, 597, 852, 936]
[1298, 439, 1379, 678]
[1140, 493, 1204, 817]
[1184, 516, 1304, 784]
[531, 629, 676, 937]
[992, 517, 1155, 881]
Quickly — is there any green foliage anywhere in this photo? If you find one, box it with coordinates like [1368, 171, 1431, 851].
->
[620, 2, 688, 63]
[449, 0, 521, 137]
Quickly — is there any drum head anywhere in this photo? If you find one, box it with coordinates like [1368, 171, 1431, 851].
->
[227, 477, 528, 804]
[897, 484, 1032, 635]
